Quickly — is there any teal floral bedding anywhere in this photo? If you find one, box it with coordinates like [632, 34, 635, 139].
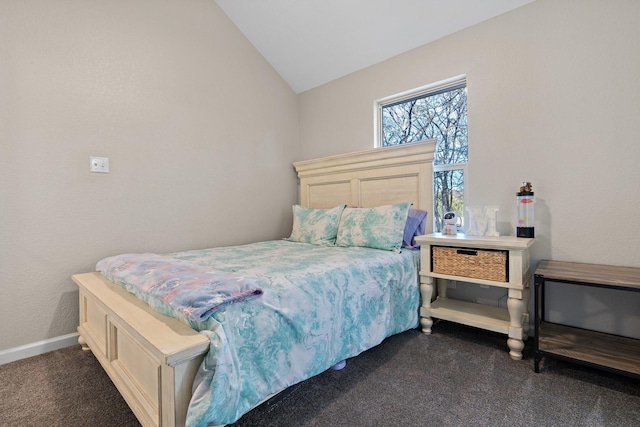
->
[98, 240, 420, 426]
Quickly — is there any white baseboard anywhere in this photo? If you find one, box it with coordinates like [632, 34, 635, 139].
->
[0, 332, 80, 366]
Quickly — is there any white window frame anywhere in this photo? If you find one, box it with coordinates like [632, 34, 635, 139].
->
[374, 75, 468, 232]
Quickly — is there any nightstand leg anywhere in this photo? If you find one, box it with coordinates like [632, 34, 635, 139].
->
[419, 277, 434, 334]
[507, 291, 525, 360]
[436, 278, 449, 299]
[522, 286, 531, 340]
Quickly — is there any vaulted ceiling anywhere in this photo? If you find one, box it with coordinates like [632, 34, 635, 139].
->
[215, 0, 535, 93]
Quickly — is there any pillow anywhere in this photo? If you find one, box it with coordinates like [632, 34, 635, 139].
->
[335, 203, 412, 252]
[286, 204, 346, 245]
[403, 209, 428, 248]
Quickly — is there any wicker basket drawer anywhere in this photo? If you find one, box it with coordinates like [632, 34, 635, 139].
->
[431, 246, 508, 282]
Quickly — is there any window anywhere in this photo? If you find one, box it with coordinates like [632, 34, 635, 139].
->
[376, 76, 467, 232]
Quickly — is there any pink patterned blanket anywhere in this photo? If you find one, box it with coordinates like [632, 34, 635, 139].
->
[96, 253, 263, 322]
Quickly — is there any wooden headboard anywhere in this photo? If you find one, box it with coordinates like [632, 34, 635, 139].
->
[293, 140, 436, 234]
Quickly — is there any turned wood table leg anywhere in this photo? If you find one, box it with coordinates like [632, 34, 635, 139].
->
[507, 336, 525, 361]
[436, 278, 449, 299]
[507, 291, 525, 360]
[522, 286, 531, 340]
[419, 277, 434, 334]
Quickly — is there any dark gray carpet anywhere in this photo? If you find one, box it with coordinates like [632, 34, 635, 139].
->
[0, 342, 140, 427]
[1, 321, 638, 427]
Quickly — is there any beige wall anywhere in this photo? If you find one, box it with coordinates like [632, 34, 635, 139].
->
[0, 0, 299, 351]
[299, 0, 640, 337]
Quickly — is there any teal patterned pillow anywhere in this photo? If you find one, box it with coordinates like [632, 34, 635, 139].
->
[335, 203, 412, 252]
[286, 205, 346, 245]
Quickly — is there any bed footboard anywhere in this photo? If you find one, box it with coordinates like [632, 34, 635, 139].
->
[74, 272, 210, 427]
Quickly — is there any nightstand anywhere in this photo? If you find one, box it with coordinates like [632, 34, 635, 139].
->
[534, 260, 640, 378]
[415, 233, 534, 360]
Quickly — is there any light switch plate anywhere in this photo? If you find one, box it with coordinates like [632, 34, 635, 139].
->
[90, 156, 109, 173]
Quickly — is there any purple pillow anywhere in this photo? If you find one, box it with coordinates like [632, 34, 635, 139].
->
[402, 209, 428, 248]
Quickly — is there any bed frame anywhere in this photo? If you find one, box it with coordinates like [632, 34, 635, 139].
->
[73, 140, 435, 427]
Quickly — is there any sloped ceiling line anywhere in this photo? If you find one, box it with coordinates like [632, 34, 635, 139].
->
[215, 0, 535, 93]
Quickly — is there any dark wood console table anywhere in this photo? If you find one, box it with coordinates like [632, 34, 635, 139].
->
[534, 260, 640, 379]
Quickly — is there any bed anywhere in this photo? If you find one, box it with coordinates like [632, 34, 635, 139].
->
[74, 140, 435, 427]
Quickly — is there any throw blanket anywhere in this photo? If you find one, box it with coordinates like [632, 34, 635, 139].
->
[96, 253, 263, 322]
